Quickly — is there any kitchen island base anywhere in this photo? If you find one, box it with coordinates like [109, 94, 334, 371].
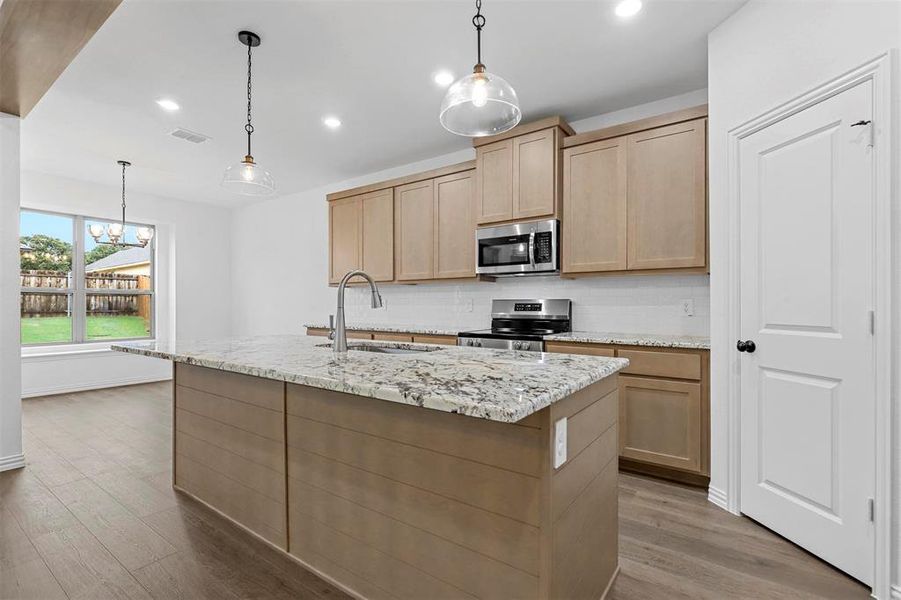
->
[172, 362, 619, 600]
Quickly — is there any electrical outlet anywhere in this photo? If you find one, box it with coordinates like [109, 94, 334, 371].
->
[554, 417, 568, 469]
[681, 299, 694, 317]
[464, 298, 473, 312]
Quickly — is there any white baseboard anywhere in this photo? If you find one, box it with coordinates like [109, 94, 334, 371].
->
[707, 485, 729, 511]
[0, 453, 25, 472]
[21, 375, 171, 399]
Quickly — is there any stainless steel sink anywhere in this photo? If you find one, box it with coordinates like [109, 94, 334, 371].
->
[316, 342, 443, 355]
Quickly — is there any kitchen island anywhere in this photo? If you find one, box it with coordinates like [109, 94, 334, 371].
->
[113, 335, 628, 600]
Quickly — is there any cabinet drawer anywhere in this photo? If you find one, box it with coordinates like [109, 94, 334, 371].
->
[347, 331, 373, 340]
[306, 328, 329, 337]
[544, 342, 615, 357]
[412, 334, 457, 345]
[372, 332, 414, 342]
[616, 349, 701, 380]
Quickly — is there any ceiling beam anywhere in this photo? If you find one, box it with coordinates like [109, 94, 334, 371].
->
[0, 0, 120, 117]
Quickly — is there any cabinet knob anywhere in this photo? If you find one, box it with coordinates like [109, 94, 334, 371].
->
[736, 340, 756, 353]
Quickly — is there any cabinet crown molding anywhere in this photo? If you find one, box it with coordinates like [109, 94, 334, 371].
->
[563, 105, 708, 148]
[472, 116, 575, 147]
[326, 160, 475, 202]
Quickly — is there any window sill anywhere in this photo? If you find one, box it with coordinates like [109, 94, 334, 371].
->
[21, 341, 156, 361]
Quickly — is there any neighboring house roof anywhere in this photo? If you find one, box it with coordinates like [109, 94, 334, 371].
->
[85, 246, 151, 272]
[19, 242, 32, 252]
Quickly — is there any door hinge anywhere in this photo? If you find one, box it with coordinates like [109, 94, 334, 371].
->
[868, 498, 875, 522]
[869, 311, 875, 335]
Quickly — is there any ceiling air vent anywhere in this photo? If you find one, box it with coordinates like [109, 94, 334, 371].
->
[169, 128, 210, 144]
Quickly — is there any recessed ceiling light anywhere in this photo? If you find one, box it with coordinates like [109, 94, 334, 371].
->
[433, 71, 454, 87]
[615, 0, 642, 18]
[156, 98, 180, 112]
[323, 116, 342, 129]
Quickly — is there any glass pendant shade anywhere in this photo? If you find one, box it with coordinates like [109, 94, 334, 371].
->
[88, 223, 105, 240]
[222, 157, 275, 196]
[136, 227, 154, 244]
[440, 69, 521, 137]
[107, 222, 124, 241]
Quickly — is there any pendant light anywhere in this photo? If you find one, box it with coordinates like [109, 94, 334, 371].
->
[440, 0, 521, 137]
[88, 161, 154, 248]
[222, 30, 275, 196]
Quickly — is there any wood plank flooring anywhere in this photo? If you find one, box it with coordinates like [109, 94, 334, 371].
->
[1, 382, 869, 600]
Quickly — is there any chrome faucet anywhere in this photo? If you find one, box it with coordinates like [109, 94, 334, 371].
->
[331, 270, 383, 353]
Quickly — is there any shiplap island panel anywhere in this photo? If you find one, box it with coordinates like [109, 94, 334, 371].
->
[113, 336, 628, 600]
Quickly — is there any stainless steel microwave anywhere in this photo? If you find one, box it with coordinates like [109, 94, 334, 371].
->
[476, 219, 559, 276]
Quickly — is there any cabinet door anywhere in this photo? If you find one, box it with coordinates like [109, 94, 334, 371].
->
[562, 137, 627, 272]
[434, 170, 476, 279]
[513, 128, 559, 219]
[476, 139, 513, 224]
[394, 180, 435, 280]
[329, 196, 361, 284]
[626, 118, 707, 269]
[618, 375, 702, 473]
[361, 189, 394, 281]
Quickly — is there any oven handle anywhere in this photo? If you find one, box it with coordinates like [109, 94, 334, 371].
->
[528, 231, 536, 267]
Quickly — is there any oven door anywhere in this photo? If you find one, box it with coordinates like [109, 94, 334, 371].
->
[476, 219, 558, 275]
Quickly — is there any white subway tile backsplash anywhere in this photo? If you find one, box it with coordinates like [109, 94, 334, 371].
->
[344, 274, 710, 336]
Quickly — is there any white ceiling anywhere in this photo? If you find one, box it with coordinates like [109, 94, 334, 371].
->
[22, 0, 745, 207]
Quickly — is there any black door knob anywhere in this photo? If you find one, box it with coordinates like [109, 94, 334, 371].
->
[736, 340, 756, 353]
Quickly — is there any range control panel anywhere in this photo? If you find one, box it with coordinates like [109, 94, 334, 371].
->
[514, 302, 543, 312]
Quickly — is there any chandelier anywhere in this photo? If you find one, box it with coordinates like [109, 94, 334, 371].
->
[88, 160, 154, 248]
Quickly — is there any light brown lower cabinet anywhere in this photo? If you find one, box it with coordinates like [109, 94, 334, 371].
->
[412, 334, 458, 345]
[618, 375, 702, 473]
[545, 340, 709, 484]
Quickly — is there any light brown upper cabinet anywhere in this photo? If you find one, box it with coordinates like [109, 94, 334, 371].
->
[395, 170, 477, 281]
[475, 139, 513, 224]
[627, 118, 707, 269]
[561, 107, 708, 275]
[474, 117, 572, 225]
[360, 189, 394, 281]
[562, 137, 628, 272]
[327, 161, 478, 285]
[434, 170, 476, 279]
[394, 179, 435, 281]
[328, 189, 394, 284]
[328, 196, 361, 283]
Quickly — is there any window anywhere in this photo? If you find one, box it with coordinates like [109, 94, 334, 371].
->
[20, 209, 155, 346]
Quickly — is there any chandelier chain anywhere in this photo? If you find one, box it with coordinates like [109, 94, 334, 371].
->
[472, 0, 485, 66]
[120, 161, 127, 225]
[245, 41, 254, 156]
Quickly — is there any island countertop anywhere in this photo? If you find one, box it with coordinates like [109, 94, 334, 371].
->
[112, 334, 628, 423]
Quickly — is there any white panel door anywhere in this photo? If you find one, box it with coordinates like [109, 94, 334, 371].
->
[739, 80, 875, 584]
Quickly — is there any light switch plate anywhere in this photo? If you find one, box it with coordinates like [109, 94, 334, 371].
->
[554, 417, 567, 469]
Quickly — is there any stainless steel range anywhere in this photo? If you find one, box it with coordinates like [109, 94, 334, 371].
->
[457, 299, 571, 352]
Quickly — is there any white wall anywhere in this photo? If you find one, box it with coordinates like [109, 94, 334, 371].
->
[231, 89, 710, 338]
[1, 113, 24, 471]
[707, 1, 900, 595]
[19, 171, 233, 397]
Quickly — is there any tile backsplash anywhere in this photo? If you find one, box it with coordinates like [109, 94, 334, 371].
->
[343, 274, 710, 336]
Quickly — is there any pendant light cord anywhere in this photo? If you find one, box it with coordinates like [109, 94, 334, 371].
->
[245, 41, 254, 157]
[472, 0, 485, 66]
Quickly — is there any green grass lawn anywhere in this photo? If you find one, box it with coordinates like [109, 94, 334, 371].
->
[21, 315, 150, 345]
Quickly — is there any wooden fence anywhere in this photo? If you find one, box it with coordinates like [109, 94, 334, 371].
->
[20, 270, 151, 321]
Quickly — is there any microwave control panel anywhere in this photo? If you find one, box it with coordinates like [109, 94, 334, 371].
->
[534, 231, 553, 263]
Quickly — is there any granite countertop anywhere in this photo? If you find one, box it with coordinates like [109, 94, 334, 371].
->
[304, 324, 710, 350]
[304, 323, 466, 336]
[112, 335, 628, 423]
[545, 331, 710, 350]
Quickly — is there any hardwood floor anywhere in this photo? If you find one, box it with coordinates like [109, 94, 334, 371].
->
[1, 382, 869, 600]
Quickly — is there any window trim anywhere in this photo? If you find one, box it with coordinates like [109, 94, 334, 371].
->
[20, 207, 156, 347]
